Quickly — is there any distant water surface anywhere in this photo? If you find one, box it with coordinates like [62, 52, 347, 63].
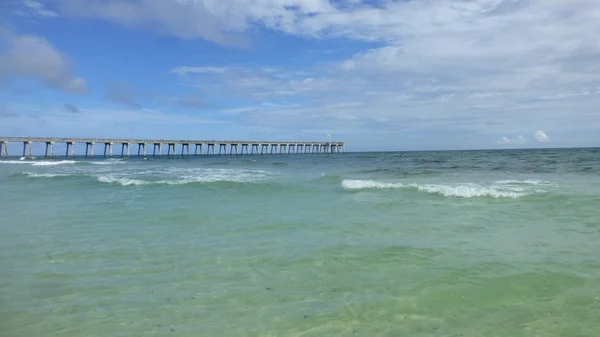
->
[1, 148, 600, 336]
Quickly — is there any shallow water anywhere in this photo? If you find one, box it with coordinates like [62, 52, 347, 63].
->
[1, 149, 600, 336]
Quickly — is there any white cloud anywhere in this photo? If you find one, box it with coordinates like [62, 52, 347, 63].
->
[499, 135, 526, 145]
[170, 66, 226, 75]
[535, 130, 550, 143]
[156, 0, 600, 148]
[22, 0, 59, 17]
[13, 0, 600, 148]
[0, 30, 86, 93]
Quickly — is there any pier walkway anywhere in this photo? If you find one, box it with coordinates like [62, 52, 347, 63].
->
[0, 137, 344, 158]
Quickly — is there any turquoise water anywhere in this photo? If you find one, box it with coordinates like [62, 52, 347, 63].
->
[1, 149, 600, 336]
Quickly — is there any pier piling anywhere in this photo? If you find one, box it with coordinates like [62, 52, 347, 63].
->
[181, 143, 190, 156]
[85, 142, 95, 157]
[44, 141, 54, 157]
[103, 142, 113, 157]
[22, 141, 32, 158]
[120, 143, 130, 157]
[1, 141, 7, 157]
[137, 143, 146, 156]
[167, 143, 176, 156]
[65, 142, 75, 158]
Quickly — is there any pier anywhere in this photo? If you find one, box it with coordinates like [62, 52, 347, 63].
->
[0, 137, 344, 158]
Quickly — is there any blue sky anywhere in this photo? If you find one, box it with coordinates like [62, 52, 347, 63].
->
[1, 0, 599, 151]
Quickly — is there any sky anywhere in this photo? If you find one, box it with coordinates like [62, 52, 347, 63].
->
[0, 0, 599, 151]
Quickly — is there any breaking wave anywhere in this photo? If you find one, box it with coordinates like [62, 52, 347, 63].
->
[0, 159, 124, 166]
[32, 160, 78, 166]
[97, 176, 149, 186]
[96, 168, 275, 187]
[22, 172, 71, 178]
[340, 179, 553, 198]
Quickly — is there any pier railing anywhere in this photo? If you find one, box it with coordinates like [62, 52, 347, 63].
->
[0, 137, 344, 158]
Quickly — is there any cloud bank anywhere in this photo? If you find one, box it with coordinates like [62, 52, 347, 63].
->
[7, 0, 600, 148]
[0, 29, 86, 93]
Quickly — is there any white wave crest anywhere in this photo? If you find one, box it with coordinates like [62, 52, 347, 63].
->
[97, 176, 149, 186]
[88, 161, 125, 165]
[341, 179, 405, 189]
[0, 160, 31, 164]
[23, 172, 70, 178]
[97, 168, 273, 187]
[32, 160, 78, 166]
[411, 184, 525, 198]
[495, 179, 552, 185]
[1, 159, 123, 166]
[341, 179, 532, 198]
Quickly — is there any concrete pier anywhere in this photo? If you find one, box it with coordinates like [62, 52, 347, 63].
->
[0, 137, 344, 157]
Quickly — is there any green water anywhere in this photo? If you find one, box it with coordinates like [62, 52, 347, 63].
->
[1, 149, 600, 336]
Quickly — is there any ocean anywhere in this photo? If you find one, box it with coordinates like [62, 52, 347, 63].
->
[1, 148, 599, 336]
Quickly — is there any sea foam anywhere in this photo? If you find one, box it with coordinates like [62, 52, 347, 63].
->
[97, 176, 149, 186]
[31, 160, 78, 166]
[96, 168, 274, 187]
[341, 179, 540, 198]
[1, 159, 123, 166]
[22, 172, 70, 178]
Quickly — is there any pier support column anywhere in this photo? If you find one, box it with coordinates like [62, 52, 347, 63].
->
[261, 144, 268, 154]
[44, 141, 54, 157]
[208, 144, 215, 155]
[0, 141, 7, 157]
[194, 144, 202, 155]
[137, 143, 146, 156]
[103, 142, 113, 157]
[181, 143, 190, 156]
[241, 144, 249, 155]
[167, 143, 176, 156]
[152, 143, 162, 157]
[138, 143, 146, 157]
[65, 142, 75, 158]
[85, 142, 95, 157]
[230, 144, 238, 156]
[219, 144, 226, 155]
[121, 143, 130, 157]
[22, 141, 32, 158]
[251, 144, 259, 155]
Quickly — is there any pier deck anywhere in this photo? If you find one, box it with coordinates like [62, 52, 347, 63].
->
[0, 137, 344, 158]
